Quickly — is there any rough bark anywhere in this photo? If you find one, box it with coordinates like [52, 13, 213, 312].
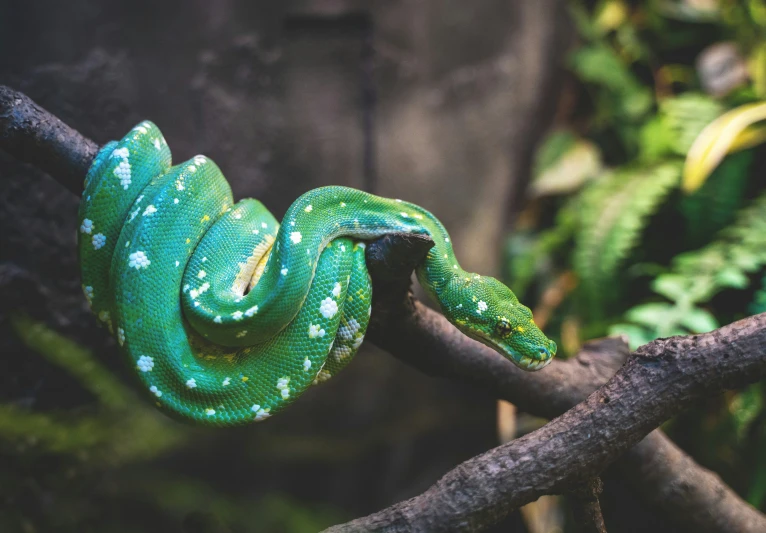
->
[326, 312, 766, 532]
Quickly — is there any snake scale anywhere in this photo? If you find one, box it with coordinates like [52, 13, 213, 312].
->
[77, 122, 556, 426]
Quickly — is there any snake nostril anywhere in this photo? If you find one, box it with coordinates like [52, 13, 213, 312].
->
[539, 347, 550, 358]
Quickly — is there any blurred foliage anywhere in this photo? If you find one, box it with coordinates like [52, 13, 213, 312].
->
[0, 316, 343, 532]
[506, 0, 766, 511]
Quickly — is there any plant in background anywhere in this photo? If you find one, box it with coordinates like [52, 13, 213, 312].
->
[505, 0, 766, 508]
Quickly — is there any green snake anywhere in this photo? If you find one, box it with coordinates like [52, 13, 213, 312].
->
[77, 121, 556, 426]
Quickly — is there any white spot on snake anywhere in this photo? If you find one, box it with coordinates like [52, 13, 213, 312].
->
[303, 358, 312, 371]
[202, 257, 207, 262]
[232, 311, 244, 321]
[142, 205, 157, 216]
[176, 181, 185, 191]
[251, 404, 261, 413]
[233, 212, 242, 219]
[356, 242, 366, 250]
[444, 254, 448, 258]
[332, 283, 342, 298]
[281, 389, 290, 399]
[175, 261, 180, 267]
[92, 233, 106, 249]
[308, 324, 326, 338]
[194, 156, 206, 165]
[153, 138, 162, 150]
[198, 270, 206, 279]
[149, 386, 162, 398]
[340, 202, 346, 207]
[261, 222, 267, 229]
[189, 289, 199, 299]
[338, 319, 360, 342]
[236, 330, 247, 338]
[117, 327, 125, 346]
[290, 231, 302, 244]
[281, 267, 288, 276]
[136, 195, 144, 204]
[80, 219, 93, 234]
[193, 301, 200, 308]
[174, 198, 179, 204]
[319, 297, 338, 319]
[187, 165, 197, 173]
[352, 335, 364, 349]
[332, 345, 352, 362]
[290, 220, 295, 226]
[213, 316, 222, 323]
[252, 229, 259, 235]
[254, 408, 270, 421]
[445, 238, 450, 243]
[305, 205, 313, 212]
[395, 199, 402, 202]
[277, 377, 289, 389]
[222, 377, 231, 386]
[413, 214, 423, 219]
[477, 301, 488, 314]
[128, 207, 140, 222]
[183, 284, 190, 292]
[186, 378, 197, 389]
[453, 265, 458, 269]
[128, 251, 150, 269]
[111, 147, 129, 159]
[113, 160, 132, 189]
[400, 212, 409, 218]
[137, 355, 154, 372]
[314, 370, 332, 384]
[245, 305, 258, 317]
[205, 409, 215, 416]
[83, 285, 94, 304]
[340, 245, 346, 252]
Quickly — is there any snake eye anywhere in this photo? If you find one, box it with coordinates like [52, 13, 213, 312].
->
[495, 319, 513, 338]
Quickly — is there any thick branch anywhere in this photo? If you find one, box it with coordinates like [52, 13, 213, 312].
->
[364, 235, 766, 532]
[327, 313, 766, 531]
[0, 85, 98, 195]
[3, 84, 764, 533]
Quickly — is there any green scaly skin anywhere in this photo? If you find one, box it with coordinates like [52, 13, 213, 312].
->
[77, 121, 556, 426]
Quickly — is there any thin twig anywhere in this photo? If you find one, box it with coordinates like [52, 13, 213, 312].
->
[569, 477, 607, 533]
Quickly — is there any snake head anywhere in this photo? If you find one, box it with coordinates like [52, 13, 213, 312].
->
[444, 276, 556, 371]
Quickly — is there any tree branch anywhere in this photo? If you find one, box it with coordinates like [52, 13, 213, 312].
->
[326, 313, 766, 532]
[569, 477, 607, 533]
[0, 85, 98, 195]
[3, 84, 765, 533]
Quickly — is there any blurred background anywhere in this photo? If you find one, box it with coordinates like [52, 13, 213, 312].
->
[0, 1, 765, 532]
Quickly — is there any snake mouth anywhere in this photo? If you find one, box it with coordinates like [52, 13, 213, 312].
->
[461, 328, 555, 371]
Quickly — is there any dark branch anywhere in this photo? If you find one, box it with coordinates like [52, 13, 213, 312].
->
[363, 237, 766, 532]
[3, 84, 764, 533]
[569, 478, 607, 533]
[327, 313, 766, 532]
[0, 85, 97, 195]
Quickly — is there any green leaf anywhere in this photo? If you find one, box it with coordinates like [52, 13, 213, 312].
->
[625, 302, 674, 328]
[679, 307, 719, 333]
[574, 162, 682, 309]
[715, 267, 749, 289]
[652, 274, 688, 302]
[608, 323, 657, 349]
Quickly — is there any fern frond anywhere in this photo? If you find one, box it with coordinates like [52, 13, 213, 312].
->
[574, 161, 682, 308]
[680, 150, 754, 247]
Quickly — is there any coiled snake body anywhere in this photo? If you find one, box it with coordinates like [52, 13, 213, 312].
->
[78, 122, 556, 426]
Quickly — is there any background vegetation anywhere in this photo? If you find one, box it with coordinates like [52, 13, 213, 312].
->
[506, 0, 766, 515]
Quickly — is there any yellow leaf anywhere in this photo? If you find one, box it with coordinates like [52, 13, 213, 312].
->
[683, 102, 766, 192]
